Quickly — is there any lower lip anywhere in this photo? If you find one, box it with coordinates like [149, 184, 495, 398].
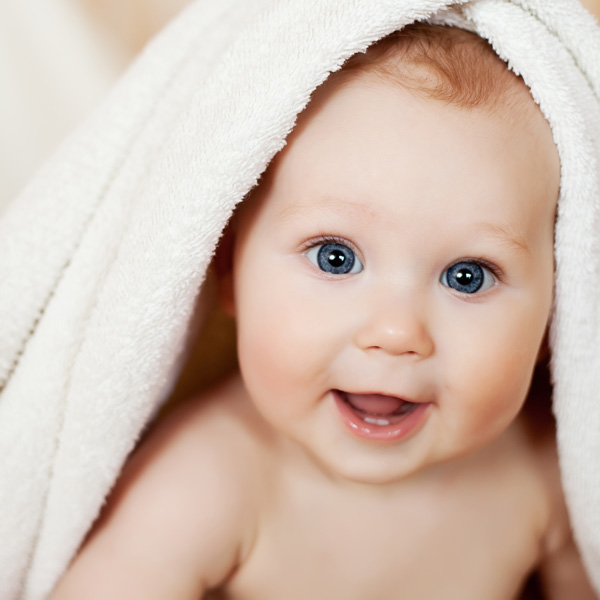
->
[332, 391, 431, 442]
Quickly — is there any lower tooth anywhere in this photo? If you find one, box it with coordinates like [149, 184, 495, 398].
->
[364, 417, 390, 426]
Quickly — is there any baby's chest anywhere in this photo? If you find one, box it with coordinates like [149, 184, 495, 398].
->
[223, 480, 542, 600]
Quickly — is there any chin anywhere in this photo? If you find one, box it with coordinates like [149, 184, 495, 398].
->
[320, 453, 427, 486]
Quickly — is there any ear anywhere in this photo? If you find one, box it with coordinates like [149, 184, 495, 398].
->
[214, 223, 236, 317]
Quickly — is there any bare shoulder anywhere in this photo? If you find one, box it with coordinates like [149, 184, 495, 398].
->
[533, 429, 597, 599]
[51, 373, 270, 599]
[518, 378, 597, 599]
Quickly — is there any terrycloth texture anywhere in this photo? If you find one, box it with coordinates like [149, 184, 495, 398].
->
[0, 0, 599, 597]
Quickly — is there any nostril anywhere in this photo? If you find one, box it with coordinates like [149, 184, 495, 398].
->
[366, 345, 419, 355]
[355, 321, 434, 358]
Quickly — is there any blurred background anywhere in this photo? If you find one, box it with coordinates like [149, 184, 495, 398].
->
[1, 0, 599, 214]
[0, 0, 191, 213]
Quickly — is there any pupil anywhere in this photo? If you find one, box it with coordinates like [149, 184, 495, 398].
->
[328, 251, 346, 267]
[456, 268, 473, 283]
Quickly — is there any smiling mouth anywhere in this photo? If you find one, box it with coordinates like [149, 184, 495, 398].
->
[332, 390, 430, 441]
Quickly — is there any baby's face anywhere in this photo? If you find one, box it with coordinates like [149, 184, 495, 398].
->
[230, 71, 560, 485]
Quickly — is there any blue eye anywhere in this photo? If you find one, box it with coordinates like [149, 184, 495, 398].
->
[306, 242, 363, 275]
[441, 261, 495, 294]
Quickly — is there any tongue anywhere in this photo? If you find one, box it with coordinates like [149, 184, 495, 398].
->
[344, 393, 406, 416]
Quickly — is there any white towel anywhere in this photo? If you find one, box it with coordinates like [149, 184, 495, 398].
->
[1, 0, 599, 597]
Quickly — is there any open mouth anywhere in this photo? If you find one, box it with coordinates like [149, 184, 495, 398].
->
[333, 390, 430, 441]
[341, 391, 417, 425]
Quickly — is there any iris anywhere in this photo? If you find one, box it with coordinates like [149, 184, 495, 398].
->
[443, 262, 486, 294]
[317, 243, 356, 274]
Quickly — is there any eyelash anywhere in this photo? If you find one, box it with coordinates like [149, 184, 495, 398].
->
[300, 237, 505, 283]
[300, 235, 360, 255]
[456, 257, 505, 282]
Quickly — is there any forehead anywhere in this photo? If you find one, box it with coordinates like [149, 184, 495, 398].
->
[243, 73, 559, 247]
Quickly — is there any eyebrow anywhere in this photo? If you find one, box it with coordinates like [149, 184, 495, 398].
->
[471, 222, 531, 255]
[277, 198, 531, 255]
[277, 196, 376, 223]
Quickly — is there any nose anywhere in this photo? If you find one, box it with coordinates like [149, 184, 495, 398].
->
[353, 296, 434, 359]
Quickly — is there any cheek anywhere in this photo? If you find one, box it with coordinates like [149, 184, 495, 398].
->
[233, 256, 348, 415]
[440, 298, 549, 439]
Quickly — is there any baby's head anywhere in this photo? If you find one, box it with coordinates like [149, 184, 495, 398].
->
[221, 23, 560, 484]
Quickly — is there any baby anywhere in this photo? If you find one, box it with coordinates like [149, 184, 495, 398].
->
[51, 24, 597, 600]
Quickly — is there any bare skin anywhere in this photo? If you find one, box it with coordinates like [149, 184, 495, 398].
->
[50, 371, 592, 600]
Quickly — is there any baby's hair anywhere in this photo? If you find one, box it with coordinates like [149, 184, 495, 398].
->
[339, 22, 526, 112]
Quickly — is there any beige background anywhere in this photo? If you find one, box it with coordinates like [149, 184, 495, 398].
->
[582, 0, 600, 17]
[0, 0, 192, 211]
